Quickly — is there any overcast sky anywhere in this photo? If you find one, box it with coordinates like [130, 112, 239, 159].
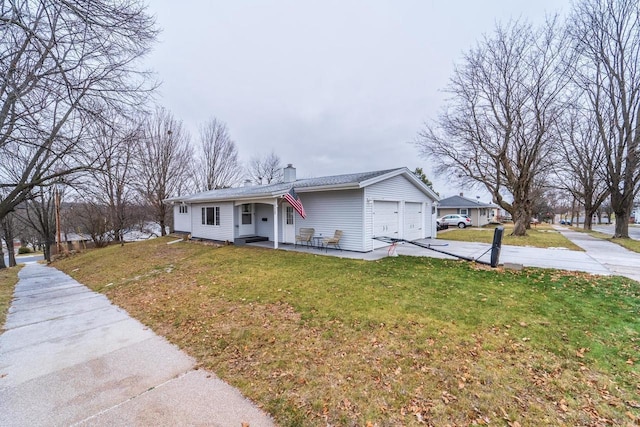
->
[145, 1, 571, 199]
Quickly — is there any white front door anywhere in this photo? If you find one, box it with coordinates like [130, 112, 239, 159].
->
[282, 203, 295, 243]
[239, 203, 255, 236]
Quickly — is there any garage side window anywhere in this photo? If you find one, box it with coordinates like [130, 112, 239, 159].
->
[179, 205, 188, 214]
[201, 207, 220, 226]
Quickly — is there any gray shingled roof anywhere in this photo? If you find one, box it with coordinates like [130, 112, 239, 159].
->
[175, 168, 404, 202]
[438, 195, 497, 208]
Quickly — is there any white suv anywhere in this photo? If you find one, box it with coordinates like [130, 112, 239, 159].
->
[438, 214, 472, 228]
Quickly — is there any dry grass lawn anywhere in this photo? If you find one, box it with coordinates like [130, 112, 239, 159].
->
[0, 266, 20, 329]
[54, 238, 640, 426]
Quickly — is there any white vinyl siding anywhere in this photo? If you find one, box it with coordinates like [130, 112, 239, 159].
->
[190, 202, 234, 241]
[173, 204, 192, 233]
[254, 203, 274, 240]
[293, 190, 364, 252]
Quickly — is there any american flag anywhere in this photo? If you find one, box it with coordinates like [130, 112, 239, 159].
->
[284, 187, 306, 219]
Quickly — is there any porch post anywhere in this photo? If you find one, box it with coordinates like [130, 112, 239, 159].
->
[273, 200, 279, 249]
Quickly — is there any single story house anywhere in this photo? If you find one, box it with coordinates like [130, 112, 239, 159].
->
[437, 194, 497, 227]
[166, 165, 440, 252]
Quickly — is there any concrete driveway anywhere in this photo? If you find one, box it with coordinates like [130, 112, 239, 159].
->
[0, 263, 274, 427]
[390, 226, 640, 283]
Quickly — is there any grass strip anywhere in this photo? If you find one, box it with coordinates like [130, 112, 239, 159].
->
[440, 223, 583, 250]
[0, 266, 20, 330]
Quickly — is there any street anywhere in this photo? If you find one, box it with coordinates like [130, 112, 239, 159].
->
[2, 253, 44, 267]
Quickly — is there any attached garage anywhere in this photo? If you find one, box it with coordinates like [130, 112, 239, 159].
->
[403, 202, 423, 241]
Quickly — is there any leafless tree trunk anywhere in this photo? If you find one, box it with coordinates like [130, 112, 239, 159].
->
[554, 108, 609, 230]
[568, 0, 640, 238]
[196, 118, 241, 191]
[247, 151, 283, 184]
[416, 18, 570, 236]
[136, 107, 193, 236]
[1, 213, 17, 267]
[19, 188, 56, 262]
[0, 0, 158, 231]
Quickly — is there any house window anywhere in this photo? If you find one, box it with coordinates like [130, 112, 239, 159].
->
[286, 206, 294, 225]
[179, 205, 188, 214]
[459, 208, 468, 216]
[241, 204, 252, 225]
[201, 207, 220, 226]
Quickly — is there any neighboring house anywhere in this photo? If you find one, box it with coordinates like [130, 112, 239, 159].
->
[437, 194, 497, 227]
[166, 165, 440, 252]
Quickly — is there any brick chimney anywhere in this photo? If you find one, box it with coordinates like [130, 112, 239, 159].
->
[283, 164, 296, 183]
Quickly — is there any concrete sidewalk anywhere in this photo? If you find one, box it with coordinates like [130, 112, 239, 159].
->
[0, 263, 274, 427]
[551, 225, 640, 282]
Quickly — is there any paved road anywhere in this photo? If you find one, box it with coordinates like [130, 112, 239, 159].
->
[0, 263, 274, 427]
[3, 254, 44, 266]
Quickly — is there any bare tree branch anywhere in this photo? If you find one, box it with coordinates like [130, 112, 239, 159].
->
[416, 18, 570, 236]
[568, 0, 640, 238]
[0, 0, 158, 227]
[196, 118, 241, 190]
[247, 151, 283, 184]
[135, 106, 193, 235]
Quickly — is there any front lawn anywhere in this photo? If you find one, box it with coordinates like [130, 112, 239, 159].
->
[54, 238, 640, 426]
[440, 223, 583, 250]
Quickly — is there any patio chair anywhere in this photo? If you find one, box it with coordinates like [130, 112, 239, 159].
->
[295, 227, 314, 247]
[322, 230, 343, 251]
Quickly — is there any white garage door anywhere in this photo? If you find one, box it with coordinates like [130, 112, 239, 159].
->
[373, 201, 399, 248]
[404, 202, 423, 241]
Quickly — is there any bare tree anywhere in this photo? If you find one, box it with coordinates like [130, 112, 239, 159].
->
[0, 0, 158, 230]
[554, 107, 609, 230]
[19, 188, 56, 262]
[416, 18, 570, 235]
[136, 107, 193, 235]
[82, 121, 140, 244]
[247, 151, 283, 184]
[568, 0, 640, 238]
[196, 118, 241, 190]
[66, 201, 111, 248]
